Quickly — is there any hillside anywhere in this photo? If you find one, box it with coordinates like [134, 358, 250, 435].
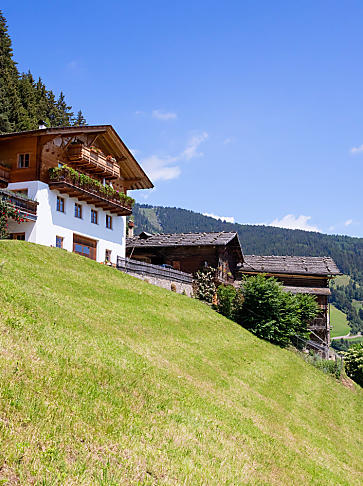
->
[0, 241, 362, 485]
[132, 204, 363, 332]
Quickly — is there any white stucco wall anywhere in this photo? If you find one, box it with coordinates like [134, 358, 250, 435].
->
[7, 180, 126, 263]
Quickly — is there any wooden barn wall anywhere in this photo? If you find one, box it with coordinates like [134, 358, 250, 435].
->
[0, 137, 38, 182]
[128, 243, 243, 277]
[128, 246, 220, 275]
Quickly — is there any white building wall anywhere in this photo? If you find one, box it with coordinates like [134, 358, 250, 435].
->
[7, 180, 126, 263]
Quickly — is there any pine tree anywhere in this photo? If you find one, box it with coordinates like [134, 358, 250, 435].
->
[55, 91, 74, 126]
[73, 110, 87, 126]
[0, 10, 86, 132]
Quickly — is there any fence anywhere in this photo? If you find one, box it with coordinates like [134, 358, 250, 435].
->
[116, 257, 193, 284]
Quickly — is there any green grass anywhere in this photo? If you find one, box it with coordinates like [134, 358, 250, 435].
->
[0, 241, 362, 485]
[330, 305, 351, 337]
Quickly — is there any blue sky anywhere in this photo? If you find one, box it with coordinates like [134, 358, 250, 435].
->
[3, 1, 363, 236]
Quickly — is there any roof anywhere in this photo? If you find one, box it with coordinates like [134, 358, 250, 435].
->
[0, 125, 153, 190]
[282, 286, 331, 296]
[240, 255, 341, 276]
[127, 231, 242, 249]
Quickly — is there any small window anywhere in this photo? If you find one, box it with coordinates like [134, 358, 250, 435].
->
[106, 214, 112, 229]
[11, 188, 28, 196]
[105, 249, 112, 263]
[10, 233, 25, 240]
[18, 154, 30, 168]
[58, 162, 64, 168]
[56, 236, 63, 248]
[56, 196, 65, 212]
[74, 203, 82, 219]
[91, 209, 98, 224]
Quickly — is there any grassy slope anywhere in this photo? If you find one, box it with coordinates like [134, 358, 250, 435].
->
[330, 305, 351, 337]
[0, 242, 362, 486]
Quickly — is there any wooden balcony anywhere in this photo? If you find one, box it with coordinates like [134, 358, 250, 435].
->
[308, 317, 327, 331]
[0, 189, 38, 221]
[48, 169, 132, 216]
[67, 144, 121, 179]
[0, 164, 10, 188]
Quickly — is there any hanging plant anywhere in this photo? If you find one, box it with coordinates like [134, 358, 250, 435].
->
[49, 165, 135, 208]
[0, 198, 25, 239]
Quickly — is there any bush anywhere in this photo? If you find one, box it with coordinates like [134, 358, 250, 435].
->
[232, 275, 319, 347]
[305, 353, 343, 379]
[194, 266, 216, 304]
[342, 344, 363, 386]
[215, 285, 237, 318]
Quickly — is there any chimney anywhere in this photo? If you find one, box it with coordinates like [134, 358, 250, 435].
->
[128, 219, 135, 238]
[38, 120, 46, 129]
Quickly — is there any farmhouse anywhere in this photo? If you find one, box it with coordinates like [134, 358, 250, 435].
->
[239, 255, 342, 355]
[126, 231, 244, 282]
[0, 125, 152, 263]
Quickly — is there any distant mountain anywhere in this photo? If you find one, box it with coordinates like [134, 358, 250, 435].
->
[132, 203, 363, 332]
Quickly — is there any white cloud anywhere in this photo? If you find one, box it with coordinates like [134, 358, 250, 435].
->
[344, 219, 353, 226]
[182, 132, 209, 160]
[268, 214, 321, 232]
[203, 213, 235, 223]
[350, 144, 363, 154]
[141, 155, 180, 181]
[328, 225, 335, 231]
[134, 110, 145, 116]
[141, 131, 209, 182]
[223, 137, 234, 145]
[152, 109, 177, 121]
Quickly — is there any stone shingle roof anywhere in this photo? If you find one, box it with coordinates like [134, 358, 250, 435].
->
[127, 231, 241, 248]
[241, 255, 341, 276]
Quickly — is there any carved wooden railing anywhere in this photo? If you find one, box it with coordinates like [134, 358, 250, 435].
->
[67, 144, 120, 179]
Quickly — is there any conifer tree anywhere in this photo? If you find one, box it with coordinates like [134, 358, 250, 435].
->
[0, 10, 86, 132]
[73, 110, 87, 126]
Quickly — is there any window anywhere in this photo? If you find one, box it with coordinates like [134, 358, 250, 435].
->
[10, 233, 25, 240]
[74, 203, 82, 219]
[105, 249, 112, 263]
[91, 209, 98, 224]
[56, 236, 63, 248]
[18, 154, 30, 168]
[11, 188, 28, 196]
[56, 196, 65, 212]
[106, 214, 112, 229]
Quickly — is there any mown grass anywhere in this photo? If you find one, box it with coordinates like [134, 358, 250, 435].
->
[0, 241, 362, 485]
[330, 305, 351, 337]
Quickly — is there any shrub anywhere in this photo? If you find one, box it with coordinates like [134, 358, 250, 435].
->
[342, 344, 363, 386]
[232, 275, 319, 347]
[194, 266, 216, 304]
[215, 284, 237, 319]
[305, 353, 343, 379]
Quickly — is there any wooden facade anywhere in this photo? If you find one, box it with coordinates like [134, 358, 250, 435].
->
[239, 255, 342, 355]
[126, 232, 244, 282]
[0, 125, 153, 195]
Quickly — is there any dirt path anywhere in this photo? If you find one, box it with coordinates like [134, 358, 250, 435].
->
[331, 333, 362, 340]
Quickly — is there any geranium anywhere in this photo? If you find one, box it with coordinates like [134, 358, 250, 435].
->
[0, 198, 24, 239]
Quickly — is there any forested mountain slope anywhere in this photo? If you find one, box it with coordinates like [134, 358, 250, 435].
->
[0, 241, 362, 484]
[132, 204, 363, 332]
